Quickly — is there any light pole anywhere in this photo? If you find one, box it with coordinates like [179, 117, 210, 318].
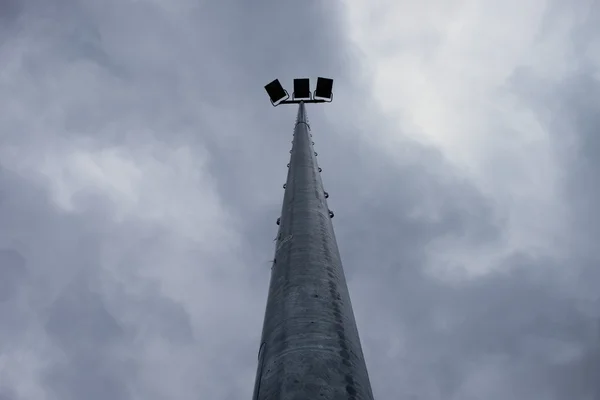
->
[252, 78, 375, 400]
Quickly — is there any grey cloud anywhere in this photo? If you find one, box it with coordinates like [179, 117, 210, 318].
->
[506, 64, 600, 397]
[45, 279, 124, 351]
[0, 0, 21, 25]
[0, 249, 27, 302]
[1, 0, 599, 399]
[507, 58, 600, 281]
[0, 0, 356, 399]
[551, 73, 600, 247]
[345, 56, 600, 400]
[0, 166, 202, 399]
[321, 9, 600, 397]
[0, 387, 15, 400]
[44, 354, 132, 400]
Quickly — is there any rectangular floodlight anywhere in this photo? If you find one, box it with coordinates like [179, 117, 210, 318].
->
[315, 77, 333, 99]
[293, 78, 311, 100]
[265, 79, 288, 104]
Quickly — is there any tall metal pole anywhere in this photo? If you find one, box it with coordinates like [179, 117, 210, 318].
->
[252, 102, 375, 399]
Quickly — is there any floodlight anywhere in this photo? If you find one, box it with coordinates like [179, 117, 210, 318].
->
[314, 77, 333, 100]
[265, 79, 289, 104]
[293, 78, 311, 100]
[264, 77, 334, 106]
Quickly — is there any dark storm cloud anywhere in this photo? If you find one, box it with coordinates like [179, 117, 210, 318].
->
[316, 119, 600, 398]
[0, 388, 14, 400]
[0, 249, 27, 302]
[334, 5, 600, 398]
[0, 0, 21, 24]
[504, 62, 600, 400]
[45, 279, 124, 350]
[0, 0, 362, 399]
[547, 72, 600, 252]
[0, 165, 176, 398]
[507, 0, 600, 266]
[1, 0, 599, 399]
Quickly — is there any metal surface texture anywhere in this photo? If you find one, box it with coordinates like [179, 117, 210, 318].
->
[253, 103, 374, 400]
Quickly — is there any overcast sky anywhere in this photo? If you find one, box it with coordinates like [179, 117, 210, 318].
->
[0, 0, 599, 399]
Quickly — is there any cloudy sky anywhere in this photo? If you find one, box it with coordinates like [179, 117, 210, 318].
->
[0, 0, 599, 399]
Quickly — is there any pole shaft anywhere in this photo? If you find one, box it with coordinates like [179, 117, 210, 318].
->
[253, 103, 374, 400]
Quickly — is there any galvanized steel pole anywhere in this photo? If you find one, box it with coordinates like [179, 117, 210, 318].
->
[252, 103, 374, 400]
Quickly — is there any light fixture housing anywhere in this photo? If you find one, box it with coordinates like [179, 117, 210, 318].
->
[264, 79, 289, 105]
[314, 77, 333, 100]
[293, 78, 311, 100]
